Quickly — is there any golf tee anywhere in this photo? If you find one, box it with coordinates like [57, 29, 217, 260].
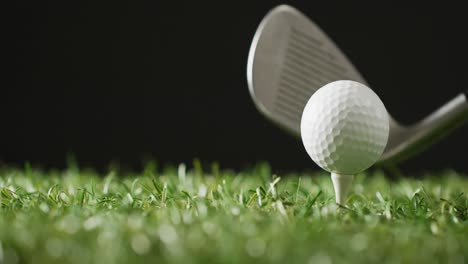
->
[330, 173, 354, 205]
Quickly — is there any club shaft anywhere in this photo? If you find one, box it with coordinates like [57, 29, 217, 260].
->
[379, 93, 468, 163]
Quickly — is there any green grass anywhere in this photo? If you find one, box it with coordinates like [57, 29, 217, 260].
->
[0, 162, 467, 264]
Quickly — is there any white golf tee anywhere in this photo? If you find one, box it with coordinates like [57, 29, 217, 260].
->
[331, 173, 354, 205]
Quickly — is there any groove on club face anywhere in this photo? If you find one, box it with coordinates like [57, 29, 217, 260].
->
[275, 88, 307, 112]
[279, 77, 314, 100]
[277, 83, 309, 105]
[281, 66, 323, 90]
[273, 100, 303, 123]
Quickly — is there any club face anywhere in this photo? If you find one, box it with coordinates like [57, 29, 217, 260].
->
[247, 5, 368, 136]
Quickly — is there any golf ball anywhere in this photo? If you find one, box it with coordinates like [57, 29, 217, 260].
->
[300, 80, 389, 174]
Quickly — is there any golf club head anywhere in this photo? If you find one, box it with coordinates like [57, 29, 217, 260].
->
[247, 5, 367, 136]
[247, 5, 468, 164]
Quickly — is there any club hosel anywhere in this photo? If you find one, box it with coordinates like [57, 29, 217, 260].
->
[330, 173, 354, 205]
[380, 93, 468, 164]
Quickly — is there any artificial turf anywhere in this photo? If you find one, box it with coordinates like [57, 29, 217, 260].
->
[0, 162, 467, 264]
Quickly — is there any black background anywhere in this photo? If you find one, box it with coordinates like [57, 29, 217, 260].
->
[7, 1, 468, 173]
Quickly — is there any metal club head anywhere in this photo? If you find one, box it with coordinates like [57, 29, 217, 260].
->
[247, 5, 468, 164]
[247, 5, 367, 136]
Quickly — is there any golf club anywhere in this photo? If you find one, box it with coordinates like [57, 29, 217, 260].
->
[247, 5, 468, 164]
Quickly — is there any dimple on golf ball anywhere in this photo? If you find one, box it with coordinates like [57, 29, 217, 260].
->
[300, 80, 389, 174]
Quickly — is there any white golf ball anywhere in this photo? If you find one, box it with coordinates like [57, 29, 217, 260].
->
[300, 80, 389, 174]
